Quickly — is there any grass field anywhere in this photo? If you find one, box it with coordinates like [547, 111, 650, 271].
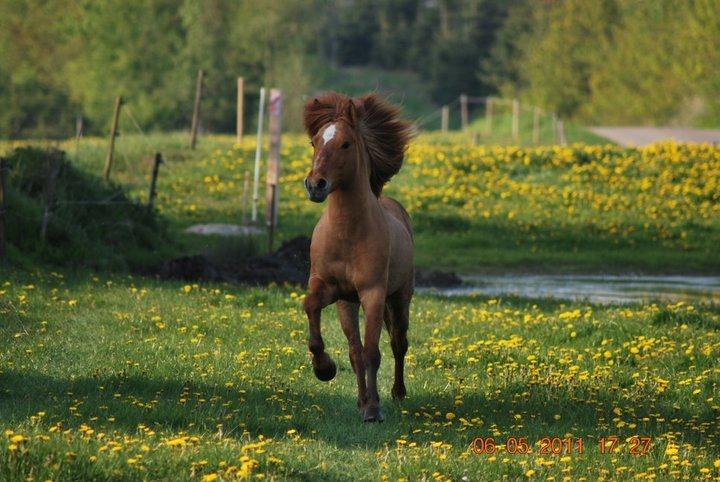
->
[2, 132, 718, 272]
[2, 272, 719, 481]
[1, 132, 719, 480]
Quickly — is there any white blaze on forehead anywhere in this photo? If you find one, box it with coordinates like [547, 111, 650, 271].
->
[321, 123, 337, 145]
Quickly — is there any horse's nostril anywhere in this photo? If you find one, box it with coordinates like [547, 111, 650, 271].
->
[317, 178, 328, 190]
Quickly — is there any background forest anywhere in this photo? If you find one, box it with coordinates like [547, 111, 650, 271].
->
[2, 0, 719, 138]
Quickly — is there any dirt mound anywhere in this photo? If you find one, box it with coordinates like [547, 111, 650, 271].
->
[414, 269, 463, 287]
[151, 235, 461, 288]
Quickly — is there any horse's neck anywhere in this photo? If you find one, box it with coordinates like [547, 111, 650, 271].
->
[326, 178, 378, 236]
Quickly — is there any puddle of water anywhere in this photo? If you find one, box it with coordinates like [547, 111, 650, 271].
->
[422, 275, 720, 305]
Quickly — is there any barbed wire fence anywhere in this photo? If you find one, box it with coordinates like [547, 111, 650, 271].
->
[413, 94, 567, 146]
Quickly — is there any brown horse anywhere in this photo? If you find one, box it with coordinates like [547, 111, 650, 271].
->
[302, 92, 415, 422]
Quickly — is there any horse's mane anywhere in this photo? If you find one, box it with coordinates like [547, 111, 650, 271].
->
[303, 91, 414, 197]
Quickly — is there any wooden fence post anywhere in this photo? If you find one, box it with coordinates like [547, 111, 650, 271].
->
[460, 94, 468, 131]
[147, 152, 163, 211]
[266, 89, 283, 231]
[104, 95, 123, 181]
[267, 184, 277, 252]
[532, 106, 541, 144]
[41, 152, 62, 242]
[552, 112, 558, 144]
[75, 116, 83, 140]
[242, 170, 250, 225]
[485, 97, 493, 135]
[558, 120, 567, 146]
[441, 105, 449, 132]
[0, 158, 7, 260]
[251, 87, 266, 223]
[236, 77, 244, 145]
[511, 98, 520, 141]
[189, 69, 204, 149]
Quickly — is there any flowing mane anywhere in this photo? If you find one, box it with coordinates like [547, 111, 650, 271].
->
[303, 91, 414, 196]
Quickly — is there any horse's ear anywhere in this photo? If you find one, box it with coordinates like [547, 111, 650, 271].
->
[346, 98, 363, 125]
[304, 96, 332, 137]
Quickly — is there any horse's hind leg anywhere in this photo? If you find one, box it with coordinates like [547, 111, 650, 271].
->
[337, 300, 367, 409]
[388, 285, 411, 401]
[304, 277, 337, 382]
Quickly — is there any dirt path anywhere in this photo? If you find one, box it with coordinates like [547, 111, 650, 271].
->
[590, 126, 720, 146]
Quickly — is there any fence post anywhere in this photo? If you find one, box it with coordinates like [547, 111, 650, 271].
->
[267, 184, 277, 252]
[552, 112, 558, 144]
[41, 151, 62, 242]
[75, 116, 83, 140]
[558, 120, 567, 146]
[532, 107, 541, 144]
[242, 170, 250, 226]
[441, 105, 449, 132]
[485, 97, 493, 135]
[189, 69, 204, 149]
[147, 152, 163, 211]
[236, 77, 244, 145]
[0, 158, 7, 260]
[251, 87, 266, 223]
[266, 89, 283, 231]
[511, 98, 520, 141]
[104, 95, 123, 182]
[460, 94, 468, 131]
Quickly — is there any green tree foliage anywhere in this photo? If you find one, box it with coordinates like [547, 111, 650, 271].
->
[66, 0, 186, 133]
[0, 0, 79, 138]
[3, 0, 718, 137]
[492, 0, 720, 126]
[0, 0, 323, 137]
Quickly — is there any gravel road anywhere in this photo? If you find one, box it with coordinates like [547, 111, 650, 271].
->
[589, 126, 720, 146]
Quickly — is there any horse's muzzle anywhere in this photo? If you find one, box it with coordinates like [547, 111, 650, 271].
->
[304, 177, 330, 203]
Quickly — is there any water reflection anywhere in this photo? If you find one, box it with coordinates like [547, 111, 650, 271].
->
[423, 275, 720, 305]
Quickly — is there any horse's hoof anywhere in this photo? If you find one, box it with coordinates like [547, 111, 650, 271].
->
[363, 406, 384, 423]
[391, 384, 406, 401]
[313, 358, 337, 382]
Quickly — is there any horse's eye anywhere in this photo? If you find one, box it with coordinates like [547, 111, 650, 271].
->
[341, 141, 350, 149]
[310, 140, 315, 148]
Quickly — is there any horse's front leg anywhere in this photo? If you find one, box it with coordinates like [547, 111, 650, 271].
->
[359, 286, 387, 422]
[304, 276, 337, 381]
[337, 300, 367, 409]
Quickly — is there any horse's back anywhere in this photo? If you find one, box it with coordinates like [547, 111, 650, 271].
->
[380, 196, 413, 241]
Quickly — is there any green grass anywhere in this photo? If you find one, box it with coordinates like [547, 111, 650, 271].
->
[2, 272, 719, 480]
[1, 130, 719, 480]
[2, 130, 718, 274]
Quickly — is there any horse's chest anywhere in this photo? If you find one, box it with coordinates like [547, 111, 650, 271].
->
[315, 256, 374, 300]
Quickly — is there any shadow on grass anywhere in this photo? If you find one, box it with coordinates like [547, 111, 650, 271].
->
[2, 369, 717, 453]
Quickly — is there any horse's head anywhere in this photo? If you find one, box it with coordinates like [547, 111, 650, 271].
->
[303, 92, 414, 202]
[304, 118, 358, 203]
